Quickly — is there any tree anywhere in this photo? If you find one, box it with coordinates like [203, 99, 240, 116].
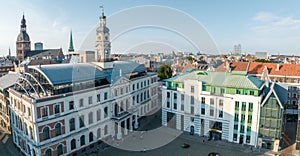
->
[158, 64, 172, 80]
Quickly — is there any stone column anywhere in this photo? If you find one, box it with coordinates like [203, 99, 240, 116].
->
[124, 119, 128, 135]
[117, 122, 122, 140]
[134, 115, 139, 129]
[130, 116, 133, 132]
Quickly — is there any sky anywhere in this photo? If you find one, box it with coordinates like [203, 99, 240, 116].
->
[1, 0, 300, 56]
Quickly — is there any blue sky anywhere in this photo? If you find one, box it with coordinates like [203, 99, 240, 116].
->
[1, 0, 300, 56]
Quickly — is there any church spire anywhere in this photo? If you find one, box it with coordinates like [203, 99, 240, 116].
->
[68, 30, 74, 52]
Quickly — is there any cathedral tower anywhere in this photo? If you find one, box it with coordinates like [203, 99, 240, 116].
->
[16, 14, 31, 61]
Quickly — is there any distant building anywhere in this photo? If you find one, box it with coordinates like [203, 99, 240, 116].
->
[34, 42, 43, 51]
[233, 44, 241, 55]
[255, 52, 269, 60]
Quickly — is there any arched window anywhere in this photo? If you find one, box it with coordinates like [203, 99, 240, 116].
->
[45, 149, 52, 156]
[42, 126, 50, 140]
[29, 126, 34, 139]
[70, 139, 76, 150]
[97, 128, 101, 139]
[104, 125, 108, 135]
[89, 132, 94, 142]
[27, 145, 31, 155]
[80, 135, 85, 146]
[55, 123, 62, 136]
[88, 112, 93, 124]
[57, 144, 63, 155]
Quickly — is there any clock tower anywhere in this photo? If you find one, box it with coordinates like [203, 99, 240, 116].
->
[95, 6, 111, 62]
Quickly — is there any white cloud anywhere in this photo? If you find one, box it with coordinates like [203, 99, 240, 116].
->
[251, 12, 300, 32]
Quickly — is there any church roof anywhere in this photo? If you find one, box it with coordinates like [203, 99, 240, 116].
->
[17, 31, 30, 42]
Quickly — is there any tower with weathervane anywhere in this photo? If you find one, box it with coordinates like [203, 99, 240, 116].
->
[16, 14, 31, 61]
[95, 6, 111, 63]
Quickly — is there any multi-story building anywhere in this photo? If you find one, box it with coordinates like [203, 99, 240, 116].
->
[0, 73, 20, 131]
[9, 7, 158, 156]
[217, 62, 300, 119]
[162, 70, 287, 150]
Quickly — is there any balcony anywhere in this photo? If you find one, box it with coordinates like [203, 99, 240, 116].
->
[111, 111, 131, 121]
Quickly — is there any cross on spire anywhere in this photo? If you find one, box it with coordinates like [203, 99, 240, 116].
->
[100, 5, 104, 16]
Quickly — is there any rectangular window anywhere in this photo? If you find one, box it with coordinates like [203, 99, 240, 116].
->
[69, 101, 74, 110]
[191, 96, 194, 105]
[133, 84, 135, 91]
[54, 105, 60, 114]
[250, 90, 254, 95]
[137, 83, 139, 89]
[181, 103, 184, 111]
[97, 94, 101, 102]
[104, 107, 108, 118]
[88, 96, 93, 105]
[240, 125, 244, 133]
[248, 115, 252, 123]
[191, 86, 194, 93]
[167, 92, 170, 98]
[220, 88, 225, 95]
[210, 98, 214, 105]
[234, 113, 239, 121]
[181, 94, 184, 102]
[201, 97, 205, 104]
[104, 92, 108, 100]
[97, 109, 101, 121]
[191, 106, 194, 114]
[235, 101, 239, 110]
[242, 102, 246, 111]
[201, 104, 205, 115]
[249, 103, 253, 112]
[209, 108, 214, 116]
[234, 124, 238, 130]
[211, 87, 216, 94]
[219, 99, 223, 107]
[28, 108, 31, 116]
[174, 103, 177, 110]
[79, 115, 85, 128]
[236, 89, 241, 94]
[219, 110, 223, 118]
[89, 112, 93, 124]
[79, 98, 84, 107]
[241, 114, 245, 123]
[41, 107, 48, 117]
[210, 108, 214, 116]
[247, 126, 251, 132]
[174, 93, 177, 99]
[70, 118, 75, 131]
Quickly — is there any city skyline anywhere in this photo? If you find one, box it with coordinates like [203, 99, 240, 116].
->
[1, 0, 300, 56]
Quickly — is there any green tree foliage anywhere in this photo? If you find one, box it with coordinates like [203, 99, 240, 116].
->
[254, 59, 270, 63]
[186, 56, 194, 63]
[158, 64, 172, 80]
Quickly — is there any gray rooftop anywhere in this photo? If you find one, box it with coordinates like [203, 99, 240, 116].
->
[29, 64, 107, 86]
[0, 73, 20, 91]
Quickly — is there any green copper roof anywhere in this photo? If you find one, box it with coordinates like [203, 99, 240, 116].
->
[167, 71, 264, 90]
[68, 30, 74, 52]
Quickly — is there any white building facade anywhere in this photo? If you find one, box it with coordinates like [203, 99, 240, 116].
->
[162, 71, 287, 148]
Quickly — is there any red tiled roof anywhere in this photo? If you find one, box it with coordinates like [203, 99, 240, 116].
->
[181, 64, 195, 73]
[216, 62, 300, 76]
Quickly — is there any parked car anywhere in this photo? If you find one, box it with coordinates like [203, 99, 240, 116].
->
[181, 143, 190, 148]
[208, 152, 220, 156]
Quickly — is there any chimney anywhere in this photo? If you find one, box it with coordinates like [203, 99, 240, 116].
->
[276, 64, 280, 71]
